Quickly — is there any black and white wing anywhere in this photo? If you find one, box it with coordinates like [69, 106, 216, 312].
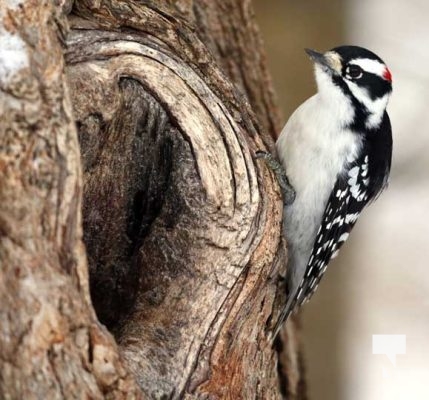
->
[272, 114, 392, 338]
[271, 155, 371, 338]
[295, 154, 372, 306]
[272, 145, 391, 337]
[296, 113, 392, 306]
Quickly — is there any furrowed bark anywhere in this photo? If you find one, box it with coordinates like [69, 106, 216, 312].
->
[188, 0, 283, 146]
[0, 1, 141, 399]
[1, 0, 306, 398]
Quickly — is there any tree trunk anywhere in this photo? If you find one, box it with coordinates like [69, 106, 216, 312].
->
[0, 1, 306, 399]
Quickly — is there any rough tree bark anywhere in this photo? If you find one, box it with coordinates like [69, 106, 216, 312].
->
[0, 1, 306, 399]
[0, 1, 142, 398]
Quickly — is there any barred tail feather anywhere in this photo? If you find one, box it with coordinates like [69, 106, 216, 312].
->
[271, 290, 299, 340]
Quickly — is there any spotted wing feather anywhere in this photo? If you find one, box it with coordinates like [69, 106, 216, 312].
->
[296, 154, 372, 306]
[298, 113, 392, 305]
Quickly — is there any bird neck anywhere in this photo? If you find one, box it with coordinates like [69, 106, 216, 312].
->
[349, 87, 390, 129]
[315, 70, 356, 128]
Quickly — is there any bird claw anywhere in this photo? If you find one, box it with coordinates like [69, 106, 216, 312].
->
[255, 150, 296, 206]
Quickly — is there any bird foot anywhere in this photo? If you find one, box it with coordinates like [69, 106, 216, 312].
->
[255, 150, 296, 205]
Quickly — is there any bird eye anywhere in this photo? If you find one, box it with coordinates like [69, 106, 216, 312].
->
[346, 65, 363, 79]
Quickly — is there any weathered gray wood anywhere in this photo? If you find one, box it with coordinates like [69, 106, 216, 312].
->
[0, 1, 142, 398]
[0, 0, 306, 398]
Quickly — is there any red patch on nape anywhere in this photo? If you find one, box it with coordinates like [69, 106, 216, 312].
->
[383, 67, 392, 82]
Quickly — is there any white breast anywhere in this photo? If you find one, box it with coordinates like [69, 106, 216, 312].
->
[276, 85, 362, 287]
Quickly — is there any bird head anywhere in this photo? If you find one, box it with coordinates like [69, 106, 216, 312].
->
[306, 46, 392, 129]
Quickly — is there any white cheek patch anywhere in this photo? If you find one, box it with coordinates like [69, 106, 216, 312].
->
[345, 80, 390, 128]
[366, 95, 389, 127]
[349, 58, 387, 78]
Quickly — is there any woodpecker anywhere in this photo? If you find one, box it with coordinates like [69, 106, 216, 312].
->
[258, 46, 393, 339]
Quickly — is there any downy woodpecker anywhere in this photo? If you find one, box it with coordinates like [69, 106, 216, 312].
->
[259, 46, 393, 339]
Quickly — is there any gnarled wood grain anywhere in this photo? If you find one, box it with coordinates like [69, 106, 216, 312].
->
[0, 0, 306, 399]
[0, 1, 141, 398]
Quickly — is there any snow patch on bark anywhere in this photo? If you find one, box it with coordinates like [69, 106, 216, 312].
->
[0, 27, 29, 85]
[6, 0, 24, 9]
